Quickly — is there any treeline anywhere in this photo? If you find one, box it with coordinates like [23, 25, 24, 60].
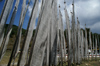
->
[4, 24, 36, 50]
[4, 24, 100, 49]
[5, 24, 36, 37]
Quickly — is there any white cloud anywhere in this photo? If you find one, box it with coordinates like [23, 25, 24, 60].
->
[28, 5, 32, 16]
[75, 0, 100, 20]
[27, 0, 100, 33]
[27, 0, 42, 16]
[58, 0, 100, 34]
[27, 0, 42, 29]
[37, 0, 42, 17]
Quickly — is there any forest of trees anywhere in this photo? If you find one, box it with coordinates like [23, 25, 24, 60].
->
[4, 24, 100, 51]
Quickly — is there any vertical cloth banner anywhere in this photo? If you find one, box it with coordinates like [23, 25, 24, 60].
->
[85, 26, 88, 59]
[50, 0, 58, 65]
[0, 0, 14, 47]
[77, 18, 81, 64]
[89, 31, 92, 59]
[72, 0, 76, 63]
[81, 30, 84, 59]
[58, 10, 63, 66]
[0, 0, 20, 61]
[7, 0, 26, 66]
[65, 8, 72, 66]
[14, 0, 30, 58]
[28, 0, 53, 66]
[17, 0, 39, 66]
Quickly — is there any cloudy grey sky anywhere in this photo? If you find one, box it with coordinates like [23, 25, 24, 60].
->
[58, 0, 100, 34]
[28, 0, 100, 34]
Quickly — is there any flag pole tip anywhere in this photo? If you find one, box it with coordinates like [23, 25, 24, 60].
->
[64, 1, 66, 4]
[85, 24, 86, 27]
[59, 5, 60, 8]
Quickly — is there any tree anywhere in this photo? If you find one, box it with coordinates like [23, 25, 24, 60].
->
[0, 0, 3, 2]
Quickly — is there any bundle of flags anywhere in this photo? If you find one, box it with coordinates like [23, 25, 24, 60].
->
[0, 0, 99, 66]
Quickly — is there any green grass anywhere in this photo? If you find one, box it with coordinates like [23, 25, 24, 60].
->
[57, 59, 100, 66]
[0, 51, 100, 66]
[0, 50, 19, 66]
[0, 50, 11, 64]
[80, 60, 100, 66]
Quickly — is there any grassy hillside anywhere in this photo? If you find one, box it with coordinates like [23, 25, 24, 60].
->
[4, 24, 35, 50]
[4, 24, 100, 50]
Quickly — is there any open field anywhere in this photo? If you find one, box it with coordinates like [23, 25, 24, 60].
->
[79, 60, 100, 66]
[0, 51, 100, 66]
[0, 50, 19, 66]
[59, 60, 100, 66]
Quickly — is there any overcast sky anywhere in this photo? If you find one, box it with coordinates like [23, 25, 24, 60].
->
[28, 0, 100, 34]
[58, 0, 100, 34]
